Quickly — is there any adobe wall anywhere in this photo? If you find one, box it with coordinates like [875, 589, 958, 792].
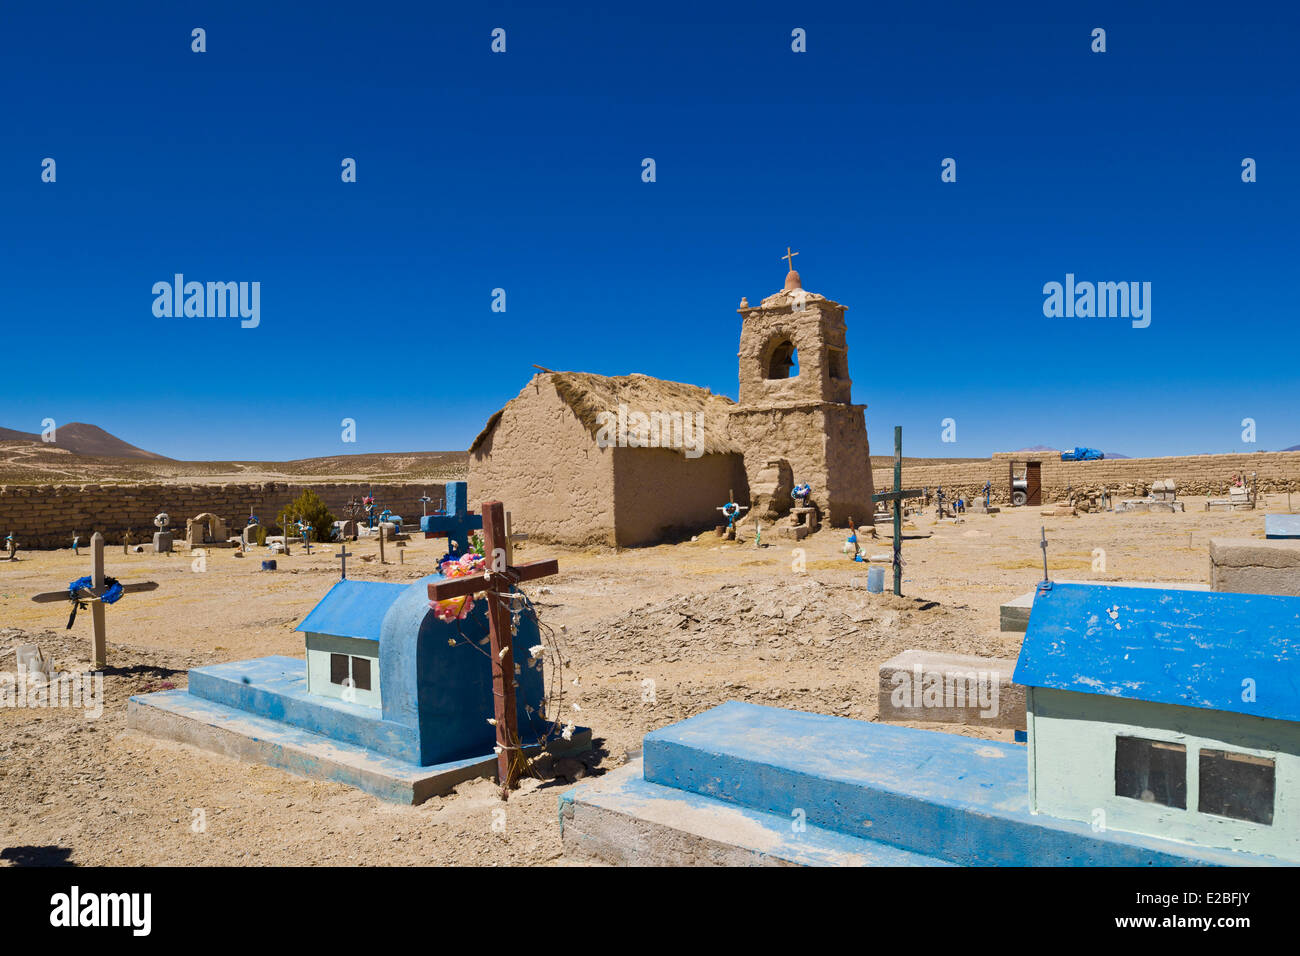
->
[870, 451, 1300, 504]
[611, 447, 746, 546]
[728, 403, 870, 526]
[468, 377, 617, 546]
[0, 482, 438, 549]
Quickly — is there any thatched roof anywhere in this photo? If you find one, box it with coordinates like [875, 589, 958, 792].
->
[470, 371, 737, 456]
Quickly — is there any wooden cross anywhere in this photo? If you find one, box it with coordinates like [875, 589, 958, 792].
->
[427, 500, 558, 798]
[30, 532, 159, 667]
[717, 489, 749, 539]
[870, 426, 922, 596]
[503, 512, 528, 565]
[335, 541, 353, 580]
[782, 246, 799, 271]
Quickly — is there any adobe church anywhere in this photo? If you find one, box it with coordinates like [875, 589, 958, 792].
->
[469, 254, 874, 546]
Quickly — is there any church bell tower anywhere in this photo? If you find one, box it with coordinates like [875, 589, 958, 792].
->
[726, 250, 874, 526]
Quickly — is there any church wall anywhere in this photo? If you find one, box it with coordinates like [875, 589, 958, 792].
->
[467, 377, 617, 546]
[821, 404, 874, 525]
[610, 447, 746, 547]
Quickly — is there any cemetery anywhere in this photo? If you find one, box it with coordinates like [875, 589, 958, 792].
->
[2, 264, 1300, 867]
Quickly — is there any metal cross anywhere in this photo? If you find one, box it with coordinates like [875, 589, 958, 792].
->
[1039, 525, 1052, 589]
[336, 541, 353, 580]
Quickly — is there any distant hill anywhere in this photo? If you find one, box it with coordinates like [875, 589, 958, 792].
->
[1105, 452, 1131, 459]
[0, 423, 170, 460]
[1012, 445, 1058, 453]
[1284, 444, 1300, 452]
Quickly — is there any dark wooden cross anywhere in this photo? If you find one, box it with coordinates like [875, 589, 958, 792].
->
[335, 541, 353, 580]
[870, 426, 922, 596]
[427, 500, 558, 798]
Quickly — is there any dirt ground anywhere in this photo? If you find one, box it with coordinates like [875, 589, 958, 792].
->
[0, 496, 1283, 866]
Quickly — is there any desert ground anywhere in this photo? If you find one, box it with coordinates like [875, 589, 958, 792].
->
[0, 495, 1285, 866]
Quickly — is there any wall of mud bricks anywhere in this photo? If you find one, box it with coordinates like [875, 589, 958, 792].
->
[0, 483, 444, 549]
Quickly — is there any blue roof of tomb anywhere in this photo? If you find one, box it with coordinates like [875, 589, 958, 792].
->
[296, 579, 412, 642]
[1013, 583, 1300, 723]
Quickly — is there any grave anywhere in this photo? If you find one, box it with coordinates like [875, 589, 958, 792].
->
[1210, 537, 1300, 596]
[1265, 514, 1300, 539]
[561, 583, 1298, 865]
[1207, 482, 1256, 512]
[30, 532, 159, 667]
[999, 579, 1209, 633]
[129, 500, 589, 803]
[421, 481, 482, 555]
[186, 512, 233, 549]
[152, 513, 173, 553]
[877, 650, 1024, 730]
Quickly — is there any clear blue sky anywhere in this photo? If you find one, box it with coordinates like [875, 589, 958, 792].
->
[2, 0, 1296, 460]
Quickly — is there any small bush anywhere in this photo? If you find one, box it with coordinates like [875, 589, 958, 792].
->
[277, 490, 336, 543]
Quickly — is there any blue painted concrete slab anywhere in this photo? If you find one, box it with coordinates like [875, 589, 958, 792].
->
[130, 689, 589, 804]
[560, 759, 954, 866]
[1267, 514, 1300, 539]
[638, 701, 1281, 865]
[296, 580, 408, 640]
[1014, 583, 1300, 722]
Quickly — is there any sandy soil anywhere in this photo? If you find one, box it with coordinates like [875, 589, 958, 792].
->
[0, 496, 1282, 866]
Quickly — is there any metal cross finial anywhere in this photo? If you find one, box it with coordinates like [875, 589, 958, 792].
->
[782, 246, 799, 271]
[1039, 525, 1052, 589]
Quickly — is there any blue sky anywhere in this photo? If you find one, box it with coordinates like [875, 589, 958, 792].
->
[2, 0, 1296, 460]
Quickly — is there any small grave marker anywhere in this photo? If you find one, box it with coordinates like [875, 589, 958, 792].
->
[30, 532, 159, 667]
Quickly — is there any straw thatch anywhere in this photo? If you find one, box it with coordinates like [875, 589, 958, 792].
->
[470, 371, 737, 456]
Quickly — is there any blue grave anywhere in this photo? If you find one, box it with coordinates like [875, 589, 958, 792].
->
[561, 583, 1300, 865]
[421, 481, 482, 555]
[1266, 514, 1300, 539]
[129, 571, 589, 803]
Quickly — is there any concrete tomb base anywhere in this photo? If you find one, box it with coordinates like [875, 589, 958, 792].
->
[1115, 498, 1185, 513]
[129, 656, 591, 804]
[1266, 515, 1300, 539]
[152, 531, 173, 554]
[1210, 537, 1300, 596]
[559, 701, 1273, 866]
[1000, 579, 1209, 633]
[877, 650, 1024, 730]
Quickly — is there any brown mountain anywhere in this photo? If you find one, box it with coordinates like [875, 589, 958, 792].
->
[0, 423, 170, 460]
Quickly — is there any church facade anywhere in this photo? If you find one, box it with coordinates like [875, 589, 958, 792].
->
[468, 259, 874, 545]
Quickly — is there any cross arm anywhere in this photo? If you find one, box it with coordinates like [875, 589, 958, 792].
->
[31, 581, 159, 603]
[427, 559, 559, 603]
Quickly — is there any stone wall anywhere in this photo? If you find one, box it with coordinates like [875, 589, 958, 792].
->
[0, 482, 441, 549]
[870, 451, 1300, 505]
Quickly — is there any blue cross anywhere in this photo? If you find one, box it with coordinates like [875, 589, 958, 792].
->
[420, 481, 482, 555]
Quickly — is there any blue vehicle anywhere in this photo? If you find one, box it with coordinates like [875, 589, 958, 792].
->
[1061, 447, 1104, 461]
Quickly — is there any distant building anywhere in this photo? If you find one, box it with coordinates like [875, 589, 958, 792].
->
[469, 260, 875, 545]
